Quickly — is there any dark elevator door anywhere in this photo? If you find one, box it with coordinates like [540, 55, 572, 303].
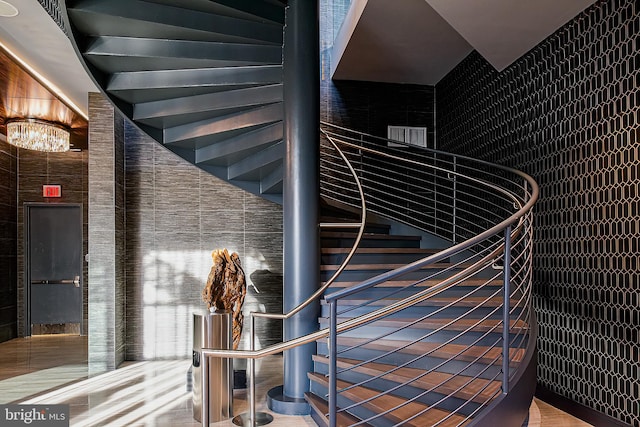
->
[27, 204, 83, 334]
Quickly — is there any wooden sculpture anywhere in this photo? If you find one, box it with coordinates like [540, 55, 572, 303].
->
[202, 249, 246, 350]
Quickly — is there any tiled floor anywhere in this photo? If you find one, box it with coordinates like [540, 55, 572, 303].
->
[0, 336, 591, 426]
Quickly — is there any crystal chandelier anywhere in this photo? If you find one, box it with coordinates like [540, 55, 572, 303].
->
[6, 119, 70, 152]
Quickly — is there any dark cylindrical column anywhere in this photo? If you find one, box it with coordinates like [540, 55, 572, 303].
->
[269, 0, 320, 415]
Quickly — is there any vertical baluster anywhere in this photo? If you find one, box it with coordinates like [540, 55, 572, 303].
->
[202, 354, 209, 427]
[452, 157, 457, 243]
[329, 301, 337, 427]
[249, 314, 256, 426]
[502, 225, 512, 394]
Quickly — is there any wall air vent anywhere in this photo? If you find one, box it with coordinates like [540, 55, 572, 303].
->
[387, 125, 427, 148]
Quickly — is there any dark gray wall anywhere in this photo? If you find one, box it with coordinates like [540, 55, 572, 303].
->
[436, 1, 639, 425]
[0, 139, 17, 343]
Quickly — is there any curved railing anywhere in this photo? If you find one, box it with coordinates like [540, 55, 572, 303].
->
[201, 124, 538, 427]
[320, 123, 538, 426]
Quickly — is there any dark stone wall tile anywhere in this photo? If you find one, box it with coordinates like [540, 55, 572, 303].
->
[200, 170, 245, 211]
[200, 233, 246, 262]
[88, 93, 123, 372]
[125, 171, 154, 211]
[0, 184, 17, 208]
[244, 193, 282, 233]
[17, 149, 47, 176]
[201, 208, 244, 234]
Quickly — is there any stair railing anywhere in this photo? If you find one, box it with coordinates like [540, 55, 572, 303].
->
[319, 122, 538, 426]
[201, 123, 538, 427]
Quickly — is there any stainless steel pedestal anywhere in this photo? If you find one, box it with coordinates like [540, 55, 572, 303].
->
[193, 311, 233, 422]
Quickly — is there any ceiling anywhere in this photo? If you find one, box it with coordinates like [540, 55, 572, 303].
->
[332, 0, 597, 85]
[0, 0, 598, 139]
[0, 0, 97, 148]
[0, 46, 88, 148]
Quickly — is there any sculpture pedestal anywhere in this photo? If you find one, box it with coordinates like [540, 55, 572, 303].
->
[192, 311, 233, 422]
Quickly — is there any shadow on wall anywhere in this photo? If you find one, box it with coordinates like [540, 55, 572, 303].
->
[140, 254, 203, 360]
[135, 253, 283, 360]
[241, 269, 284, 350]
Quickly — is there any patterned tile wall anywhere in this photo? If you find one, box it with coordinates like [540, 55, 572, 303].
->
[114, 107, 126, 367]
[436, 1, 639, 425]
[0, 140, 17, 343]
[122, 108, 283, 360]
[15, 144, 88, 338]
[88, 93, 125, 374]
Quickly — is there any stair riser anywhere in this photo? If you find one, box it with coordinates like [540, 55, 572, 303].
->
[308, 382, 396, 427]
[322, 252, 439, 265]
[321, 269, 472, 283]
[309, 411, 328, 427]
[323, 264, 499, 283]
[311, 363, 479, 417]
[321, 238, 421, 249]
[321, 224, 390, 234]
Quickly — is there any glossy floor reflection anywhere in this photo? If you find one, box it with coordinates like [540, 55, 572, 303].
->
[20, 357, 315, 427]
[1, 336, 591, 426]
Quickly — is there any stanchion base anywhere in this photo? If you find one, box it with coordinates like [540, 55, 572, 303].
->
[232, 412, 274, 426]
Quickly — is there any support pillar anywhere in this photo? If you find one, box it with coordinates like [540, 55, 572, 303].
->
[267, 0, 319, 415]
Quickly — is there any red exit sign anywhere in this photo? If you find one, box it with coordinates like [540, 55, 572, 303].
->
[42, 185, 61, 198]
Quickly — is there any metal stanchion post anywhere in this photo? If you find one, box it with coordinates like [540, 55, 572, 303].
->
[233, 314, 273, 426]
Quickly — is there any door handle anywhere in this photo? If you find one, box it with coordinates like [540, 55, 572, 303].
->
[31, 276, 81, 286]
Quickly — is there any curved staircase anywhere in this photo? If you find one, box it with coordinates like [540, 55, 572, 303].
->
[59, 1, 539, 426]
[309, 207, 532, 426]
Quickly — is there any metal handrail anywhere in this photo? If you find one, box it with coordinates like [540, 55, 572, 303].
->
[201, 123, 539, 427]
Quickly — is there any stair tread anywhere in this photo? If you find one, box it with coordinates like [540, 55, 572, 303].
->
[308, 373, 468, 427]
[320, 317, 529, 333]
[331, 337, 526, 366]
[320, 216, 387, 226]
[321, 232, 421, 240]
[312, 355, 501, 403]
[305, 392, 373, 427]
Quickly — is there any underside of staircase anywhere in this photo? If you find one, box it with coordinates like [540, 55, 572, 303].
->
[61, 1, 537, 426]
[64, 0, 286, 203]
